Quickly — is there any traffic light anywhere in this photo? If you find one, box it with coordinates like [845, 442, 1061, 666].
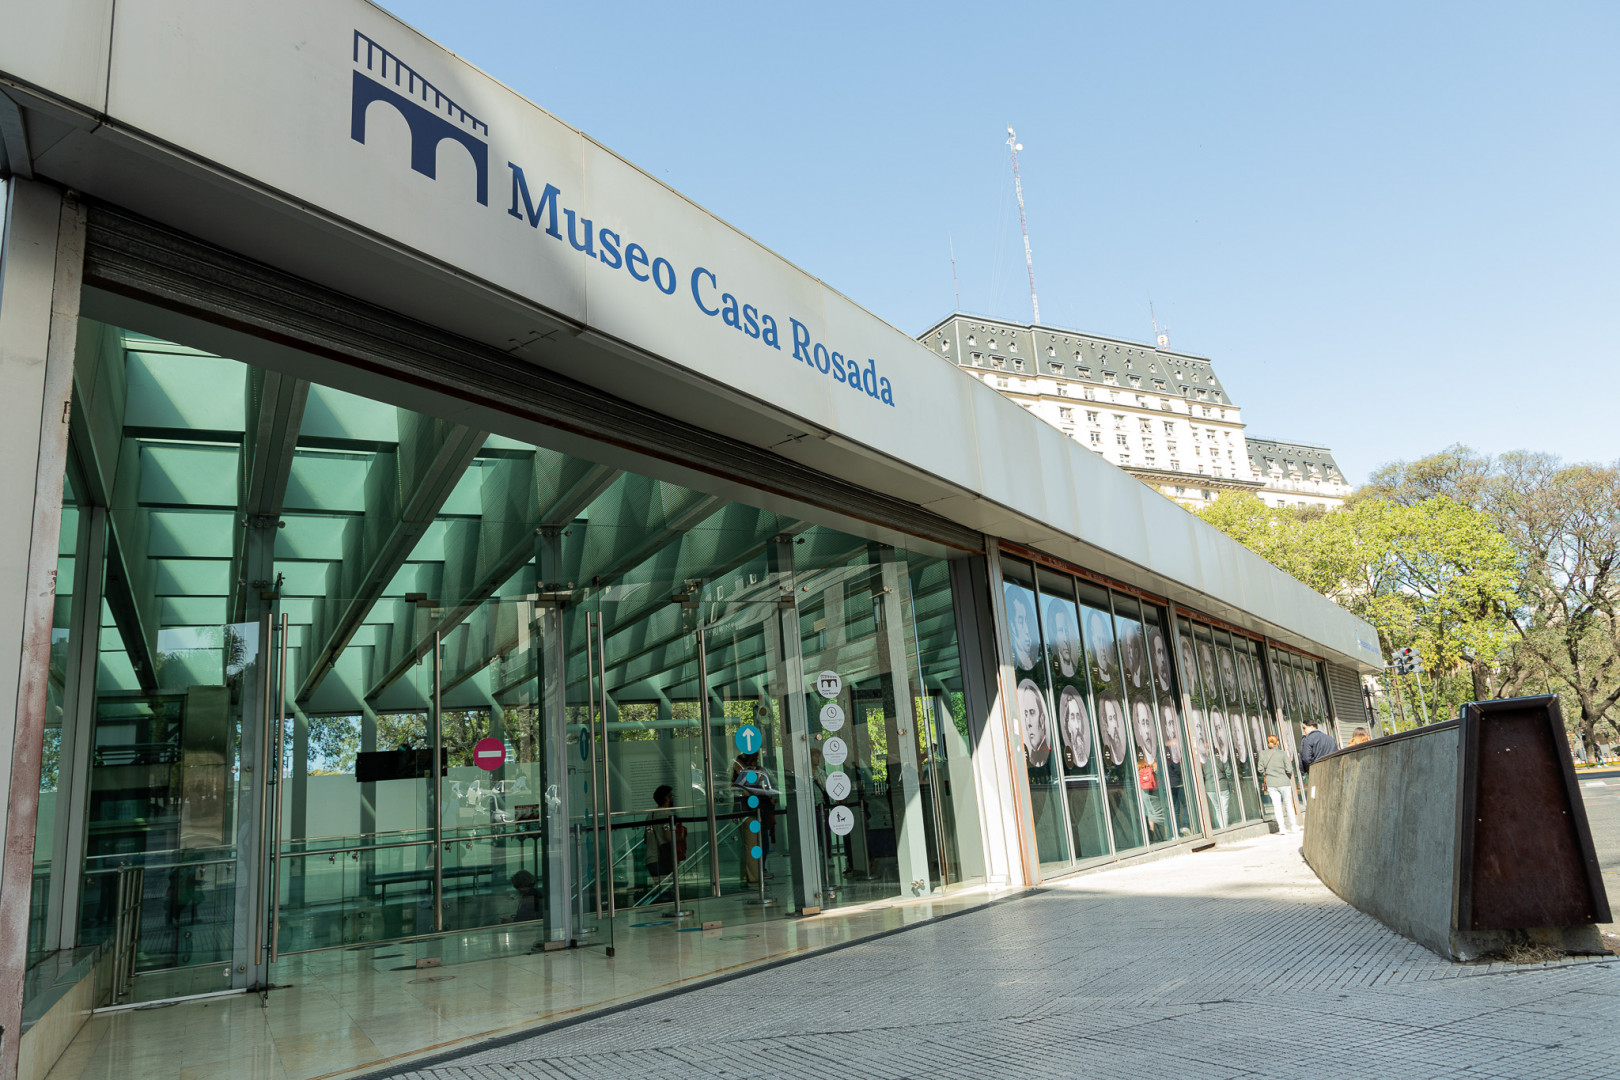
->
[1389, 647, 1421, 675]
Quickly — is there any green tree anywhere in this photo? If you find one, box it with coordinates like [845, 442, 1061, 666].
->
[1197, 490, 1518, 724]
[1488, 454, 1620, 760]
[1364, 447, 1620, 758]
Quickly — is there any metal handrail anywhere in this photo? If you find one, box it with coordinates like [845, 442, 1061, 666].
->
[632, 818, 740, 908]
[269, 839, 434, 860]
[110, 865, 144, 1003]
[83, 856, 238, 873]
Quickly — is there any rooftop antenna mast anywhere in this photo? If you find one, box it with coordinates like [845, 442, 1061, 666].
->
[949, 234, 960, 312]
[1006, 126, 1039, 325]
[1150, 301, 1168, 350]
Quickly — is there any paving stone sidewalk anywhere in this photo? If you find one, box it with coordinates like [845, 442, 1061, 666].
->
[380, 833, 1619, 1080]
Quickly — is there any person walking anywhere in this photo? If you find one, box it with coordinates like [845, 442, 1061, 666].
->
[1296, 718, 1339, 815]
[1257, 734, 1298, 833]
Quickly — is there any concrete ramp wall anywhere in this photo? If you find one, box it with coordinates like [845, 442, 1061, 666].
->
[1302, 695, 1610, 961]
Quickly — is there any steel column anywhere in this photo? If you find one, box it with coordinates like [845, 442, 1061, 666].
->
[769, 536, 821, 912]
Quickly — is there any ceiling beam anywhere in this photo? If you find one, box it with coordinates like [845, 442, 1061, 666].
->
[231, 366, 308, 623]
[363, 461, 622, 701]
[296, 421, 486, 703]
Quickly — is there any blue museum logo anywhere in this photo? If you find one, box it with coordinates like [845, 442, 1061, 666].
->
[348, 30, 896, 407]
[351, 30, 488, 205]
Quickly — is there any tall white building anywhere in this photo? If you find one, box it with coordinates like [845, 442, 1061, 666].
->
[1245, 438, 1352, 510]
[919, 314, 1266, 508]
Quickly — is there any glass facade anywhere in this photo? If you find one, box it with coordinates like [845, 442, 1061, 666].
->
[999, 556, 1205, 875]
[1172, 616, 1309, 831]
[5, 255, 1353, 1072]
[22, 310, 988, 1010]
[0, 172, 1366, 1080]
[1271, 647, 1332, 755]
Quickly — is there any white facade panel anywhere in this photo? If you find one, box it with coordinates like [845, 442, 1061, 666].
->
[0, 0, 112, 114]
[0, 0, 1381, 668]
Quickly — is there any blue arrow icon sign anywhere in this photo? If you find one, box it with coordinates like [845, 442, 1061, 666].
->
[734, 724, 763, 753]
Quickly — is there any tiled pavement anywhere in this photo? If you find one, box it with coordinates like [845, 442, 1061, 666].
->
[379, 832, 1619, 1080]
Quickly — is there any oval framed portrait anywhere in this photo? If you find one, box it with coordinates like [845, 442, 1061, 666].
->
[1059, 684, 1090, 769]
[1088, 611, 1116, 684]
[1007, 590, 1039, 672]
[1098, 695, 1127, 767]
[1132, 699, 1157, 766]
[1160, 702, 1182, 765]
[1046, 601, 1079, 680]
[1149, 629, 1172, 693]
[1017, 678, 1050, 768]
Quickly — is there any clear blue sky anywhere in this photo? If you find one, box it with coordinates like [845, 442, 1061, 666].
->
[377, 0, 1618, 485]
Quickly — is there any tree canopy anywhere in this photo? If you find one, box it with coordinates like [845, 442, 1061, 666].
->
[1199, 445, 1620, 757]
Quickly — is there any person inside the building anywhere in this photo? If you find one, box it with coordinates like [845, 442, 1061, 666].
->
[645, 784, 687, 886]
[506, 870, 541, 923]
[731, 750, 777, 883]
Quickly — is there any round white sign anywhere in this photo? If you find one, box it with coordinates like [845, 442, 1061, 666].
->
[828, 805, 855, 837]
[815, 670, 843, 699]
[819, 702, 845, 731]
[825, 770, 851, 801]
[822, 735, 849, 766]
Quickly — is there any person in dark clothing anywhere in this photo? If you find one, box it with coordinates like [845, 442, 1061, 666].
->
[1297, 720, 1339, 783]
[506, 870, 541, 923]
[645, 784, 686, 879]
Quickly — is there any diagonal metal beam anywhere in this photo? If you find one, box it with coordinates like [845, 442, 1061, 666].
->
[593, 519, 816, 644]
[0, 89, 32, 179]
[480, 498, 751, 701]
[364, 461, 622, 701]
[99, 527, 159, 693]
[297, 422, 486, 703]
[231, 367, 308, 623]
[67, 339, 161, 693]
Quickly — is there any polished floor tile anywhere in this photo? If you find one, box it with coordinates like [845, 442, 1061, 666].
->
[40, 883, 1010, 1080]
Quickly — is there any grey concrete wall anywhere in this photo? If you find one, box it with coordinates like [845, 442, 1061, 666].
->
[1302, 724, 1460, 958]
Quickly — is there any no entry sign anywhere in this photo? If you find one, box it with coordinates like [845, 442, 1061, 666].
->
[474, 737, 508, 771]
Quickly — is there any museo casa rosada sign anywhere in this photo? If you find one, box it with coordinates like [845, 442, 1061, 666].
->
[350, 29, 899, 408]
[503, 167, 896, 406]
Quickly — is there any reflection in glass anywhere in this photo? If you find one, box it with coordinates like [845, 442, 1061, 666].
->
[1113, 600, 1172, 843]
[906, 556, 986, 893]
[1185, 626, 1234, 829]
[1081, 586, 1143, 853]
[1213, 631, 1262, 821]
[1038, 572, 1108, 861]
[1141, 607, 1195, 840]
[1002, 560, 1070, 870]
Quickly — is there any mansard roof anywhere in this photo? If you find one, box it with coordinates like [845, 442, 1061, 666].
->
[1245, 437, 1345, 481]
[919, 313, 1237, 409]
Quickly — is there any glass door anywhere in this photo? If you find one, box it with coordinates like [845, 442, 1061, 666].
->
[590, 557, 810, 931]
[77, 616, 264, 1003]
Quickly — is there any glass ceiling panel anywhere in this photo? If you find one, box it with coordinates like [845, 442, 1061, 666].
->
[77, 319, 952, 721]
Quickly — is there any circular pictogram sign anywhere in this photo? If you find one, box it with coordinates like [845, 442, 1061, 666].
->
[816, 670, 842, 699]
[828, 805, 855, 836]
[474, 737, 508, 772]
[825, 770, 851, 801]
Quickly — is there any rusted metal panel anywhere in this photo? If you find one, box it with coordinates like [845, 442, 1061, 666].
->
[0, 187, 82, 1080]
[1454, 696, 1610, 932]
